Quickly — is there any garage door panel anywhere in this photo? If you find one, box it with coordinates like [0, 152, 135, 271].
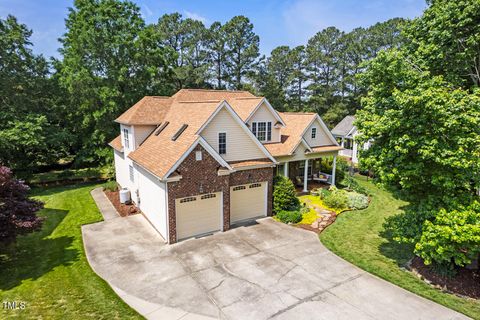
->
[230, 182, 267, 224]
[176, 192, 222, 240]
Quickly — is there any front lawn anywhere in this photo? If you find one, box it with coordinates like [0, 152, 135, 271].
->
[0, 183, 141, 319]
[320, 176, 480, 319]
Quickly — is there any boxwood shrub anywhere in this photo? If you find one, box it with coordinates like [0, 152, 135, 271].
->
[273, 175, 300, 213]
[276, 210, 302, 224]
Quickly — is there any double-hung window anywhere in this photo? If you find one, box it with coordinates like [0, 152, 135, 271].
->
[311, 127, 317, 139]
[123, 128, 130, 149]
[252, 121, 272, 142]
[218, 132, 226, 154]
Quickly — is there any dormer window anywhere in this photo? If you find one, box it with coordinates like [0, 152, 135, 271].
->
[252, 121, 272, 142]
[311, 127, 317, 139]
[123, 128, 130, 148]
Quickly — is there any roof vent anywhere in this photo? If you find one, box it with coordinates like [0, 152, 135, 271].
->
[154, 121, 169, 136]
[171, 124, 188, 141]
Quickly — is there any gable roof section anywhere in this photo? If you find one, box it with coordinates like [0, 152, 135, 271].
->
[264, 112, 316, 156]
[332, 115, 356, 137]
[115, 96, 171, 125]
[197, 100, 277, 164]
[264, 112, 338, 157]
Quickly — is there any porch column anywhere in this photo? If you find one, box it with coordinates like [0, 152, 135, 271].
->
[331, 156, 337, 186]
[284, 161, 289, 177]
[303, 159, 309, 192]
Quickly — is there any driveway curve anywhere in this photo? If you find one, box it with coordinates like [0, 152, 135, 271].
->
[82, 215, 469, 320]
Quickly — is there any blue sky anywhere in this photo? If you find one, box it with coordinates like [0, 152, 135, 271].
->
[0, 0, 427, 58]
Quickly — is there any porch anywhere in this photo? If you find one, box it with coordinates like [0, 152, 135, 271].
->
[276, 156, 337, 193]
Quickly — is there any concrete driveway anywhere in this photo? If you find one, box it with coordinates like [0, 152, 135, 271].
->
[82, 215, 469, 320]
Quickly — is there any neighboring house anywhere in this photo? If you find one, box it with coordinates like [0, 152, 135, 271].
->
[109, 89, 341, 243]
[332, 115, 371, 164]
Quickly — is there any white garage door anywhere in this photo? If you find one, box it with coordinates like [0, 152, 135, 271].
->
[175, 192, 222, 240]
[230, 182, 267, 224]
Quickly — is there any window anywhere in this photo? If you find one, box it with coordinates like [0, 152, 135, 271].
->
[179, 197, 196, 203]
[249, 183, 262, 188]
[311, 127, 317, 139]
[200, 193, 216, 200]
[129, 165, 134, 182]
[195, 151, 202, 161]
[252, 122, 272, 142]
[218, 132, 226, 154]
[123, 128, 130, 148]
[233, 186, 246, 191]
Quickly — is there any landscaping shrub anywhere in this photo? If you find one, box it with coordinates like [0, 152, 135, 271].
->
[323, 187, 349, 210]
[103, 180, 118, 192]
[347, 192, 369, 210]
[342, 175, 369, 195]
[320, 157, 348, 184]
[273, 175, 300, 213]
[0, 166, 43, 243]
[317, 188, 331, 200]
[276, 210, 302, 224]
[414, 202, 480, 269]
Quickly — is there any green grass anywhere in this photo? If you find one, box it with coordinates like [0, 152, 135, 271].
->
[0, 183, 141, 319]
[320, 176, 480, 319]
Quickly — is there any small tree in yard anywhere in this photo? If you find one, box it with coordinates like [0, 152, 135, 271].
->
[0, 166, 43, 243]
[273, 175, 299, 213]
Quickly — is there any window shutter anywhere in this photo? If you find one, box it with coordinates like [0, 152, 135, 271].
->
[267, 122, 272, 141]
[252, 122, 257, 136]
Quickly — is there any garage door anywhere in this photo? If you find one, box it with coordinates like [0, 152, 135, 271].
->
[175, 192, 222, 240]
[230, 182, 267, 224]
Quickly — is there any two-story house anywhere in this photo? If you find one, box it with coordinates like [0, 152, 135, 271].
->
[109, 89, 341, 243]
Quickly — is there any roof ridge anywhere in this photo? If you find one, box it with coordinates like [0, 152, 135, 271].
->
[180, 88, 250, 93]
[232, 97, 263, 100]
[281, 112, 316, 115]
[177, 100, 222, 104]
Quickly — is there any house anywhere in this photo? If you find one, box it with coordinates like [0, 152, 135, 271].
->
[109, 89, 341, 243]
[331, 115, 371, 164]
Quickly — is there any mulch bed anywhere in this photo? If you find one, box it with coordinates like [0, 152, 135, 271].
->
[104, 189, 139, 217]
[410, 256, 480, 299]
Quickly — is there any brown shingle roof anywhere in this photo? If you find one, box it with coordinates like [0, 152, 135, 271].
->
[264, 112, 317, 156]
[127, 100, 222, 178]
[308, 145, 343, 154]
[229, 158, 273, 169]
[115, 96, 172, 125]
[108, 135, 123, 152]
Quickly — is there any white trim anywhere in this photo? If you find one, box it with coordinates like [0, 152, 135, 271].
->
[166, 175, 182, 182]
[165, 182, 170, 244]
[293, 115, 339, 155]
[264, 181, 268, 216]
[220, 191, 224, 232]
[197, 100, 277, 163]
[244, 98, 286, 126]
[291, 138, 312, 155]
[163, 137, 233, 180]
[217, 131, 227, 155]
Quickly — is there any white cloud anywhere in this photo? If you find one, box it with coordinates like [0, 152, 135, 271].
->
[183, 10, 209, 25]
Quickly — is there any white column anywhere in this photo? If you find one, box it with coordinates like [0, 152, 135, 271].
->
[283, 161, 289, 177]
[331, 156, 337, 186]
[303, 159, 309, 192]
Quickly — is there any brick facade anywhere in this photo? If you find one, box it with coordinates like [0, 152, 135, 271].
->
[166, 144, 273, 243]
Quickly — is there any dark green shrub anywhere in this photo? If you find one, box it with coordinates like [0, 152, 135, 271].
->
[103, 180, 118, 192]
[276, 210, 302, 224]
[273, 175, 300, 213]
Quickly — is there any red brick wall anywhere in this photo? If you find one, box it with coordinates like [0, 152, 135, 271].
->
[166, 144, 274, 243]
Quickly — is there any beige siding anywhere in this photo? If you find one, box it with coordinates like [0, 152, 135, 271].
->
[201, 108, 264, 162]
[247, 102, 281, 143]
[303, 119, 334, 147]
[230, 182, 267, 223]
[175, 192, 222, 240]
[134, 125, 156, 149]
